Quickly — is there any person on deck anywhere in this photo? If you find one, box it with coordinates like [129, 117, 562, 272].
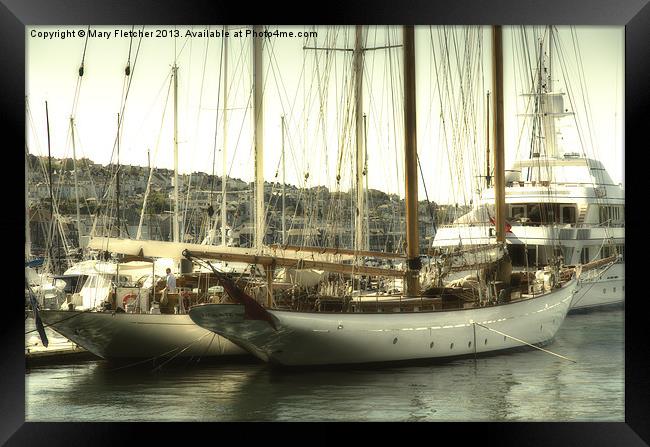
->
[165, 268, 177, 293]
[163, 268, 183, 314]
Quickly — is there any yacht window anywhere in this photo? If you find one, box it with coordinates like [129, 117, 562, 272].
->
[599, 206, 624, 225]
[599, 207, 607, 224]
[561, 206, 576, 224]
[540, 203, 561, 224]
[510, 206, 525, 221]
[527, 204, 541, 224]
[581, 247, 590, 264]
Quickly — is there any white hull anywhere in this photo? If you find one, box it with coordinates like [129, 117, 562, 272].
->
[570, 262, 624, 310]
[39, 311, 247, 360]
[441, 262, 624, 311]
[189, 279, 578, 366]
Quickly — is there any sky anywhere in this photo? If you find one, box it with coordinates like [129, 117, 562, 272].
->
[26, 25, 624, 205]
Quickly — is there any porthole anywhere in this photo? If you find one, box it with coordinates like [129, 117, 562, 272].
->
[468, 341, 472, 348]
[393, 337, 398, 344]
[450, 343, 454, 349]
[613, 287, 617, 293]
[603, 288, 606, 294]
[430, 341, 434, 349]
[484, 338, 488, 345]
[503, 336, 506, 342]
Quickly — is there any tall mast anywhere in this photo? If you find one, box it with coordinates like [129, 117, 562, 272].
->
[486, 91, 492, 188]
[147, 148, 151, 239]
[172, 63, 180, 243]
[253, 25, 265, 249]
[116, 113, 122, 238]
[69, 117, 82, 246]
[363, 112, 369, 251]
[281, 115, 287, 245]
[492, 25, 506, 244]
[136, 148, 152, 241]
[354, 25, 366, 252]
[25, 143, 31, 259]
[221, 26, 229, 246]
[548, 25, 553, 92]
[403, 25, 420, 296]
[542, 25, 558, 158]
[45, 101, 58, 274]
[25, 152, 31, 258]
[26, 99, 32, 259]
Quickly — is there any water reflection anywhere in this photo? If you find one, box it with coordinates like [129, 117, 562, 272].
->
[26, 308, 624, 422]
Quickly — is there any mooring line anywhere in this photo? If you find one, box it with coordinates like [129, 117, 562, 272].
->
[43, 345, 185, 380]
[150, 331, 213, 372]
[474, 322, 576, 363]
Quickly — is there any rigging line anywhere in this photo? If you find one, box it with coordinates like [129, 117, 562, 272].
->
[511, 31, 536, 172]
[127, 25, 134, 65]
[136, 73, 174, 240]
[182, 27, 212, 237]
[563, 36, 614, 237]
[265, 37, 312, 231]
[551, 29, 611, 237]
[210, 29, 225, 205]
[430, 27, 459, 207]
[80, 25, 90, 67]
[95, 28, 145, 219]
[569, 28, 598, 159]
[388, 27, 402, 201]
[219, 36, 256, 187]
[518, 27, 537, 165]
[417, 154, 437, 232]
[562, 29, 599, 165]
[64, 25, 90, 121]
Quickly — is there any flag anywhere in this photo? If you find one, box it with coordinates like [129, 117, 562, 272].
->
[210, 267, 278, 331]
[489, 216, 512, 233]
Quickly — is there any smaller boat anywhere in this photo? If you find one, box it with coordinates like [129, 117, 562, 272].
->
[39, 255, 248, 361]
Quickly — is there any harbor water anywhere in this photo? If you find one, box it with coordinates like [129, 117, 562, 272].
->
[25, 307, 624, 422]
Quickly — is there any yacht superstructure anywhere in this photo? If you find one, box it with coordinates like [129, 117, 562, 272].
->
[432, 154, 624, 310]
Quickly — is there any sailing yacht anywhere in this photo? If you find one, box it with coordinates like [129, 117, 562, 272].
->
[37, 27, 357, 361]
[431, 27, 624, 311]
[187, 26, 580, 367]
[37, 248, 249, 360]
[36, 45, 252, 361]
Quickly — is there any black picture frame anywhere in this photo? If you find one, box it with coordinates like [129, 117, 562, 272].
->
[5, 0, 648, 444]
